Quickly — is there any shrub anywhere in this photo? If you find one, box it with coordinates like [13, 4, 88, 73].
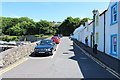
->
[2, 35, 20, 41]
[43, 35, 53, 37]
[34, 34, 44, 38]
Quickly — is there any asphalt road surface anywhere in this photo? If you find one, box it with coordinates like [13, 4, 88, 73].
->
[1, 37, 118, 79]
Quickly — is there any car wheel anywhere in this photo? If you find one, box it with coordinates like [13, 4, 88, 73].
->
[35, 53, 39, 57]
[50, 50, 54, 55]
[49, 52, 53, 55]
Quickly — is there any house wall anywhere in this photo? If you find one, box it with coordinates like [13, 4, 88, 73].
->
[73, 0, 120, 60]
[88, 23, 93, 47]
[73, 28, 80, 40]
[95, 12, 105, 52]
[105, 10, 110, 55]
[78, 29, 82, 42]
[105, 2, 119, 58]
[93, 11, 105, 53]
[81, 28, 86, 44]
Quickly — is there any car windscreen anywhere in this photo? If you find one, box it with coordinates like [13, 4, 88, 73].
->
[40, 40, 54, 45]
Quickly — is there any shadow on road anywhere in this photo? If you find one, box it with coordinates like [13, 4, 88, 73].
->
[29, 52, 51, 57]
[69, 49, 74, 52]
[63, 53, 69, 54]
[68, 43, 118, 79]
[70, 45, 73, 46]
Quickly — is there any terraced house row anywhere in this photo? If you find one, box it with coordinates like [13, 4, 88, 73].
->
[73, 0, 120, 60]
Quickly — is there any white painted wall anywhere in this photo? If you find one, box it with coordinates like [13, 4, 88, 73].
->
[105, 1, 118, 58]
[81, 28, 86, 44]
[95, 11, 105, 52]
[72, 0, 120, 60]
[73, 27, 81, 40]
[87, 23, 93, 47]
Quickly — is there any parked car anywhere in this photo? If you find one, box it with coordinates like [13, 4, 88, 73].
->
[34, 39, 57, 56]
[54, 34, 61, 38]
[51, 36, 60, 44]
[59, 34, 63, 38]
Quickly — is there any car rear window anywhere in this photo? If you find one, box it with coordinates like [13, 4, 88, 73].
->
[52, 37, 58, 39]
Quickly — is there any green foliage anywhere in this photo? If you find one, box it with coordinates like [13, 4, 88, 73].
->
[1, 16, 90, 37]
[58, 17, 90, 36]
[58, 17, 81, 36]
[34, 35, 41, 38]
[34, 34, 44, 37]
[43, 35, 53, 37]
[36, 20, 56, 35]
[1, 17, 36, 35]
[2, 35, 20, 41]
[80, 18, 91, 25]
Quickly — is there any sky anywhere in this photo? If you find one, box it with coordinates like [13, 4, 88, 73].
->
[2, 2, 110, 22]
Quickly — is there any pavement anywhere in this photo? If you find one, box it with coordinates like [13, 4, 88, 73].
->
[1, 37, 119, 80]
[73, 39, 120, 76]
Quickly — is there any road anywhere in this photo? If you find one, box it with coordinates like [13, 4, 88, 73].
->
[1, 37, 118, 79]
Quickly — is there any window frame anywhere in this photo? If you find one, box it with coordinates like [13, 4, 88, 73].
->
[110, 34, 118, 57]
[110, 2, 118, 25]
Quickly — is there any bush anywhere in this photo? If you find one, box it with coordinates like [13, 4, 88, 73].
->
[2, 35, 20, 41]
[34, 34, 44, 38]
[43, 35, 53, 37]
[34, 35, 40, 37]
[40, 34, 44, 37]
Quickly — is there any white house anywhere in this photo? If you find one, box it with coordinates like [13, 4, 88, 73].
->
[105, 1, 120, 59]
[73, 0, 120, 60]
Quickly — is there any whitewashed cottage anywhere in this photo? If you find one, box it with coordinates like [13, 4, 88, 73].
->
[73, 0, 120, 60]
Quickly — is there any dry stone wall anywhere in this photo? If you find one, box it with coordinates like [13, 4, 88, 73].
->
[0, 43, 36, 68]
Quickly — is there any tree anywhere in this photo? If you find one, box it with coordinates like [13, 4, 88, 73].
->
[58, 17, 81, 36]
[1, 17, 35, 35]
[1, 17, 19, 35]
[9, 23, 22, 36]
[1, 16, 90, 36]
[58, 17, 90, 36]
[36, 20, 57, 35]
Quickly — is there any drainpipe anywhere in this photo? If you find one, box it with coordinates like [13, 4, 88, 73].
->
[93, 14, 95, 49]
[104, 11, 106, 53]
[92, 10, 97, 51]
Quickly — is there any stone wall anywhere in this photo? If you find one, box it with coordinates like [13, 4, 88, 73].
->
[0, 43, 36, 68]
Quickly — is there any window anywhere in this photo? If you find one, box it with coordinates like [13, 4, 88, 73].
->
[112, 36, 117, 52]
[111, 2, 118, 25]
[110, 34, 117, 56]
[113, 5, 117, 22]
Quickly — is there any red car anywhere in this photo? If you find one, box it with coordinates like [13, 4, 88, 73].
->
[51, 36, 60, 44]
